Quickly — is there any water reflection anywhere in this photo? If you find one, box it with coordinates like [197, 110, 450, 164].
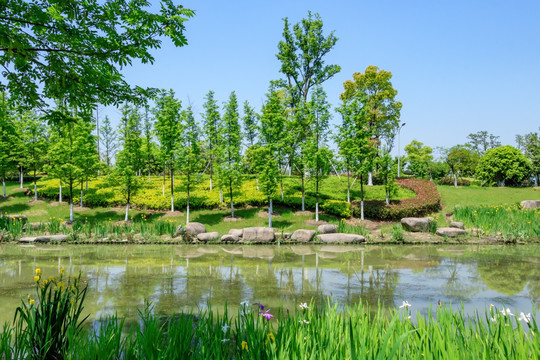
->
[0, 244, 539, 324]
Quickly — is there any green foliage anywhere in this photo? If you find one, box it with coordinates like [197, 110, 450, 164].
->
[99, 116, 117, 168]
[476, 145, 533, 187]
[438, 177, 471, 186]
[0, 93, 17, 192]
[12, 270, 88, 359]
[516, 128, 540, 184]
[444, 145, 480, 181]
[404, 140, 433, 179]
[0, 0, 194, 111]
[242, 101, 259, 148]
[321, 200, 351, 218]
[392, 224, 405, 242]
[202, 90, 222, 189]
[466, 130, 501, 155]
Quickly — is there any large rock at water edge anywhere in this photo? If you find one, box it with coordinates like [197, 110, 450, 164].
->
[229, 229, 243, 238]
[317, 233, 365, 244]
[197, 232, 220, 242]
[242, 227, 275, 243]
[318, 224, 338, 234]
[221, 234, 239, 243]
[18, 235, 68, 243]
[291, 229, 316, 242]
[184, 222, 206, 236]
[436, 227, 466, 237]
[450, 221, 465, 229]
[521, 200, 540, 210]
[401, 217, 435, 232]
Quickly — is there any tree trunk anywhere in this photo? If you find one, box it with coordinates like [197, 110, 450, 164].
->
[19, 168, 23, 188]
[59, 183, 62, 202]
[2, 178, 5, 198]
[69, 182, 74, 222]
[219, 189, 223, 204]
[360, 175, 365, 221]
[170, 168, 174, 212]
[453, 173, 457, 187]
[125, 203, 130, 222]
[80, 182, 83, 207]
[268, 198, 272, 227]
[148, 170, 151, 183]
[33, 169, 37, 201]
[280, 174, 284, 200]
[315, 175, 319, 222]
[186, 176, 190, 224]
[368, 171, 373, 186]
[346, 166, 350, 203]
[86, 178, 88, 191]
[229, 179, 234, 218]
[162, 171, 165, 196]
[256, 177, 259, 191]
[301, 173, 305, 211]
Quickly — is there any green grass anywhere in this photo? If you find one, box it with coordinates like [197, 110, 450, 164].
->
[438, 185, 539, 211]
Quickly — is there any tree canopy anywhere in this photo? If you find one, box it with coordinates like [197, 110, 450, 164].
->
[0, 0, 194, 112]
[476, 145, 532, 187]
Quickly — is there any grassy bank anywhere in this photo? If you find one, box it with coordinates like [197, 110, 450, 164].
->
[437, 185, 538, 210]
[1, 270, 538, 359]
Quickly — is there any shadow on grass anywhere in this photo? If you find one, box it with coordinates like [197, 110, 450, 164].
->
[0, 203, 31, 214]
[192, 212, 226, 226]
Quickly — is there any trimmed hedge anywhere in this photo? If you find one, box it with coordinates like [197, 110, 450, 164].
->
[438, 177, 471, 186]
[352, 178, 441, 220]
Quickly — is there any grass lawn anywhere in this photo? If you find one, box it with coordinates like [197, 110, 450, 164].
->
[437, 185, 540, 211]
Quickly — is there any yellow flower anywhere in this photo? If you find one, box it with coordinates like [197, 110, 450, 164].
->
[29, 299, 35, 306]
[267, 333, 275, 342]
[34, 275, 40, 282]
[241, 341, 248, 350]
[35, 268, 41, 275]
[60, 268, 66, 275]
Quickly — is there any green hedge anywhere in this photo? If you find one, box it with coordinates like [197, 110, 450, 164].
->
[352, 178, 441, 220]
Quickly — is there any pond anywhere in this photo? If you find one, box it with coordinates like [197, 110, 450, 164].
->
[1, 244, 539, 325]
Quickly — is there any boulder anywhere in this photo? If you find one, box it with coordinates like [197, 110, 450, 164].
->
[436, 228, 466, 237]
[277, 232, 291, 240]
[449, 221, 464, 229]
[19, 235, 68, 243]
[317, 233, 366, 244]
[197, 232, 220, 242]
[317, 224, 338, 234]
[400, 217, 435, 232]
[521, 200, 540, 210]
[180, 222, 206, 238]
[229, 229, 243, 238]
[242, 227, 275, 243]
[291, 229, 316, 242]
[221, 234, 239, 243]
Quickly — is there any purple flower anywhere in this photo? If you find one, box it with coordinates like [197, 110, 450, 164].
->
[260, 309, 274, 321]
[254, 302, 265, 311]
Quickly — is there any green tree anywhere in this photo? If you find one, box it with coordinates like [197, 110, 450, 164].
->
[142, 106, 156, 182]
[476, 146, 532, 187]
[242, 101, 259, 148]
[259, 147, 279, 227]
[1, 0, 194, 111]
[466, 131, 501, 155]
[202, 91, 221, 191]
[377, 148, 397, 204]
[154, 90, 182, 212]
[0, 92, 16, 197]
[75, 121, 99, 207]
[341, 65, 402, 186]
[99, 116, 117, 169]
[304, 87, 332, 221]
[404, 140, 433, 179]
[114, 105, 143, 222]
[444, 146, 479, 187]
[516, 128, 540, 185]
[218, 92, 242, 218]
[178, 106, 201, 224]
[276, 11, 340, 208]
[20, 111, 48, 201]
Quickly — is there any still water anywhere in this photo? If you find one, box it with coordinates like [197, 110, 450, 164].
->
[1, 244, 539, 324]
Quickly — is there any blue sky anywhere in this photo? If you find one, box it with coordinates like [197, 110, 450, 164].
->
[109, 0, 540, 158]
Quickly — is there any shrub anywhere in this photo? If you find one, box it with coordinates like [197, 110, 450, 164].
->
[321, 200, 351, 218]
[438, 177, 471, 186]
[352, 178, 441, 220]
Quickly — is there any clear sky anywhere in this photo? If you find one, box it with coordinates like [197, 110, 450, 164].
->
[106, 0, 540, 158]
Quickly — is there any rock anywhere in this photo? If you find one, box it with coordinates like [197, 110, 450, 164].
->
[400, 217, 435, 232]
[221, 234, 239, 243]
[436, 228, 467, 237]
[197, 232, 220, 242]
[19, 235, 68, 243]
[184, 222, 206, 236]
[291, 229, 316, 242]
[19, 237, 37, 243]
[242, 227, 275, 243]
[229, 229, 243, 238]
[450, 221, 464, 229]
[277, 232, 291, 240]
[317, 233, 366, 244]
[521, 200, 540, 210]
[318, 224, 338, 234]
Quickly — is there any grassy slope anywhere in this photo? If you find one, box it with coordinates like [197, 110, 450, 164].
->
[438, 185, 539, 210]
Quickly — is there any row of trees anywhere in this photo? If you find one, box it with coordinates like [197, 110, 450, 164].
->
[403, 130, 539, 187]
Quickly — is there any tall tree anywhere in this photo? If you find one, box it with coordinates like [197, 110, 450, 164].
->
[340, 65, 402, 185]
[444, 146, 479, 187]
[114, 105, 142, 222]
[516, 128, 540, 185]
[276, 11, 340, 207]
[476, 146, 532, 187]
[404, 140, 434, 179]
[202, 91, 221, 191]
[0, 92, 16, 197]
[218, 92, 242, 218]
[304, 87, 332, 222]
[20, 111, 48, 200]
[100, 116, 117, 169]
[253, 146, 279, 227]
[242, 101, 259, 149]
[466, 131, 501, 155]
[178, 106, 201, 224]
[154, 90, 182, 212]
[75, 121, 99, 207]
[142, 106, 155, 182]
[1, 0, 193, 112]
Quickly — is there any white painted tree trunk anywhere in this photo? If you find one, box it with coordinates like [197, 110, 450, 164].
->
[230, 200, 234, 218]
[186, 203, 190, 224]
[86, 179, 88, 191]
[59, 184, 62, 202]
[125, 203, 130, 222]
[268, 198, 272, 227]
[19, 170, 23, 188]
[301, 193, 305, 211]
[80, 189, 83, 207]
[361, 200, 364, 221]
[171, 192, 174, 212]
[34, 184, 37, 201]
[280, 182, 284, 200]
[2, 179, 6, 197]
[368, 171, 373, 186]
[315, 201, 319, 222]
[453, 173, 457, 187]
[256, 178, 259, 191]
[209, 177, 213, 190]
[386, 192, 389, 205]
[69, 202, 74, 222]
